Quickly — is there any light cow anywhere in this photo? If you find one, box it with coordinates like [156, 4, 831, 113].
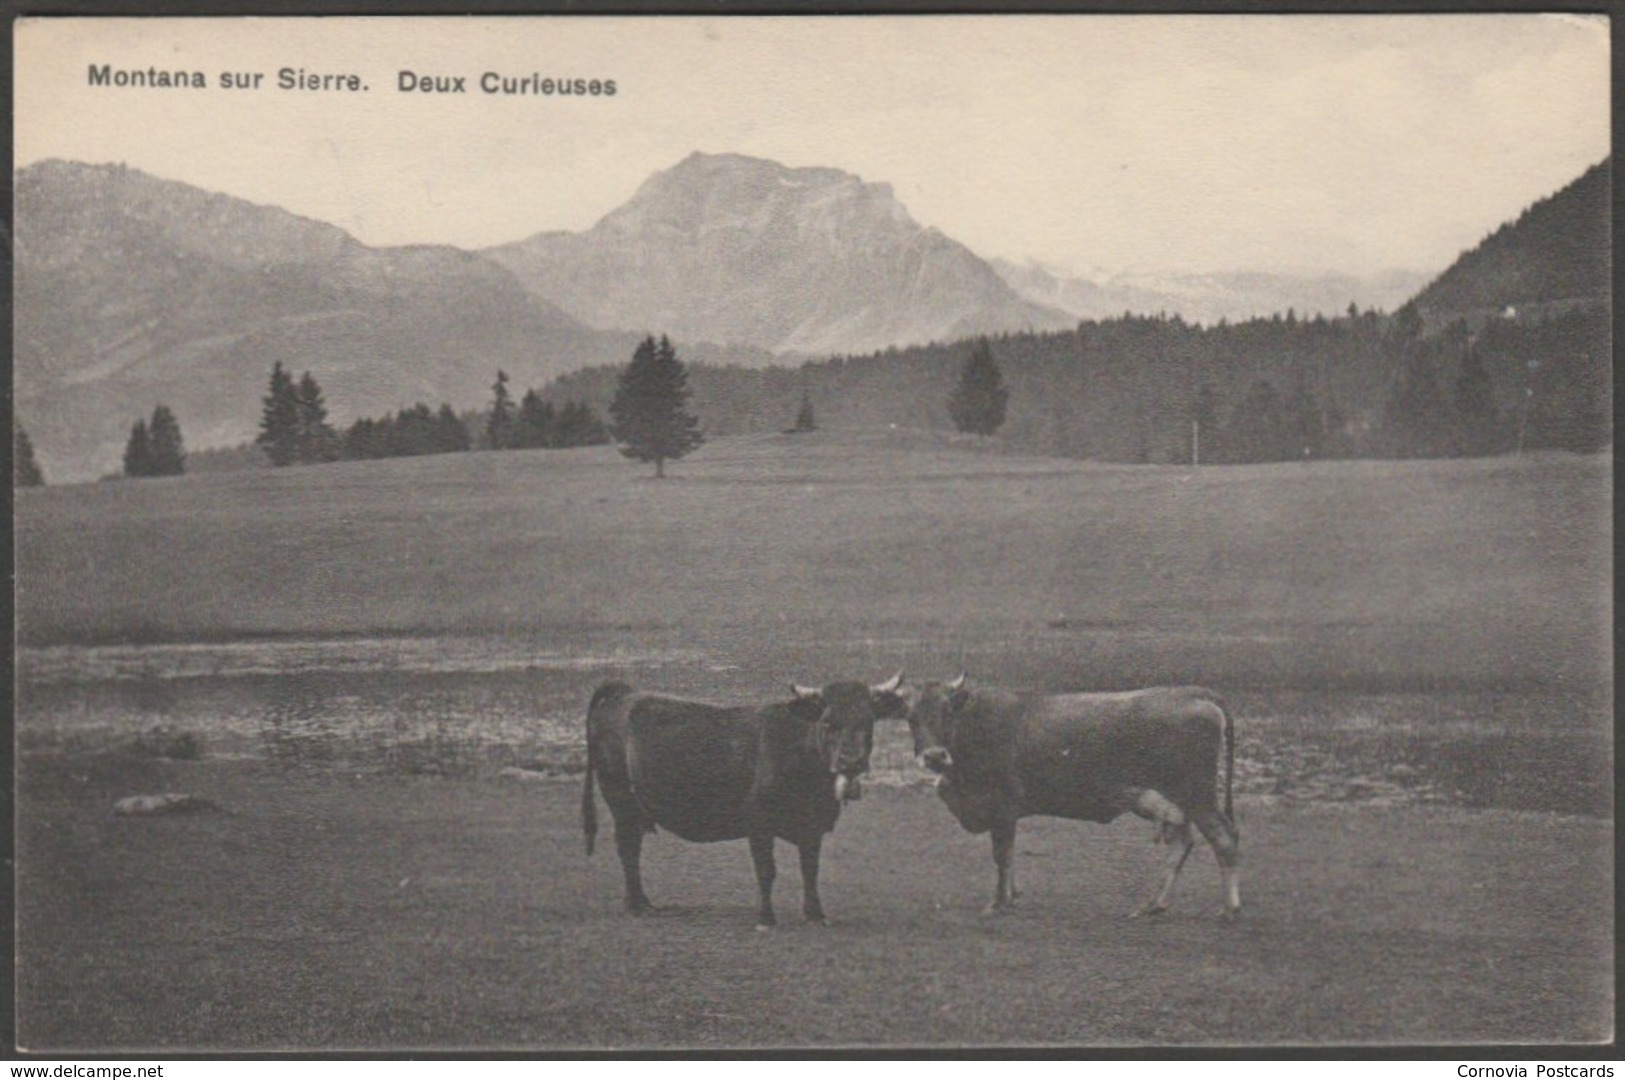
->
[902, 676, 1240, 918]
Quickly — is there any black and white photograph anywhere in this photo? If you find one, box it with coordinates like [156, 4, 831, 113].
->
[11, 13, 1613, 1051]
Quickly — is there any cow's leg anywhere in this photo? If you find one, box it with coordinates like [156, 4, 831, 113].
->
[983, 821, 1019, 915]
[750, 834, 778, 929]
[612, 815, 655, 915]
[1191, 806, 1242, 918]
[797, 836, 829, 926]
[1133, 823, 1195, 918]
[596, 772, 656, 915]
[1128, 788, 1191, 917]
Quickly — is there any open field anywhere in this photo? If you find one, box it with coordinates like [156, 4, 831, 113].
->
[15, 753, 1613, 1050]
[15, 433, 1611, 690]
[14, 434, 1613, 1049]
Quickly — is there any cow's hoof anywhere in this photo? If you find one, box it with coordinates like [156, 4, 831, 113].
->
[756, 913, 777, 930]
[1215, 907, 1241, 922]
[626, 899, 656, 916]
[980, 902, 1011, 917]
[804, 913, 830, 927]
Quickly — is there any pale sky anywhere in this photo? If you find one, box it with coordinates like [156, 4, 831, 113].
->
[15, 14, 1611, 277]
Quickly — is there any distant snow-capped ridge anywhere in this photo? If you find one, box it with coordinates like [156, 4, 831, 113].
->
[990, 257, 1434, 325]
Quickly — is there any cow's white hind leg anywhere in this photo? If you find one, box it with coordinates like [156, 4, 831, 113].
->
[1128, 789, 1190, 918]
[1191, 807, 1242, 919]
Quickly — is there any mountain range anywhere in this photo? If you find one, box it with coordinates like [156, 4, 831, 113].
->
[14, 160, 639, 482]
[15, 154, 1073, 481]
[990, 260, 1431, 326]
[12, 152, 1607, 481]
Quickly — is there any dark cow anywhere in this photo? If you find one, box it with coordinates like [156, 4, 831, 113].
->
[582, 675, 906, 927]
[902, 676, 1240, 918]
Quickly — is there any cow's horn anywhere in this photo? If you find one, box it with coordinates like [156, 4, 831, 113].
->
[873, 671, 904, 694]
[791, 683, 820, 699]
[947, 673, 967, 691]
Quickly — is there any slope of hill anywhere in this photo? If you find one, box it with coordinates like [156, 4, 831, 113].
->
[993, 260, 1431, 325]
[14, 160, 638, 482]
[1411, 158, 1610, 320]
[486, 152, 1073, 356]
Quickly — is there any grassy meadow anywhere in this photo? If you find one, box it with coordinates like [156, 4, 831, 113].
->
[14, 430, 1614, 1049]
[15, 429, 1611, 690]
[15, 756, 1613, 1049]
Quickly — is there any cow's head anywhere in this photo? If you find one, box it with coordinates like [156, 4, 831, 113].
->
[900, 673, 971, 774]
[790, 673, 906, 801]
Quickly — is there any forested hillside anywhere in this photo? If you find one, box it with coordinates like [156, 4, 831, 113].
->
[1412, 158, 1609, 320]
[543, 306, 1609, 463]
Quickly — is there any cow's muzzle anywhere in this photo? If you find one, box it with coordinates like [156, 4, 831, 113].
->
[833, 774, 863, 802]
[918, 747, 953, 774]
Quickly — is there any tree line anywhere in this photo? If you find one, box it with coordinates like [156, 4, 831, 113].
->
[543, 303, 1609, 464]
[26, 299, 1601, 490]
[255, 361, 610, 468]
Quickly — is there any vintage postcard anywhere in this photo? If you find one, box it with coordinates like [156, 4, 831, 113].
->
[12, 14, 1612, 1051]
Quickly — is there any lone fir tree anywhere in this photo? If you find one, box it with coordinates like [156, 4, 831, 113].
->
[146, 405, 186, 476]
[257, 362, 302, 466]
[295, 371, 337, 464]
[516, 389, 557, 449]
[123, 418, 151, 478]
[608, 335, 704, 477]
[948, 338, 1009, 436]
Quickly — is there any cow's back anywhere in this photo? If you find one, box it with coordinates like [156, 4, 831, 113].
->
[624, 695, 763, 843]
[1012, 687, 1227, 820]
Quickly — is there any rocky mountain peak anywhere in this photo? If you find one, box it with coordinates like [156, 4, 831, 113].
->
[488, 152, 1068, 355]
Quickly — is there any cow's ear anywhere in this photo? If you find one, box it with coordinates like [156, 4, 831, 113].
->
[948, 688, 972, 711]
[790, 683, 821, 701]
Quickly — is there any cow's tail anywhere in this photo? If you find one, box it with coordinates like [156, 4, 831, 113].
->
[582, 684, 611, 857]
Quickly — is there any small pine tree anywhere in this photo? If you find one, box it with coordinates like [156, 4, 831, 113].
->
[516, 389, 557, 450]
[14, 425, 44, 487]
[296, 371, 337, 464]
[393, 404, 437, 456]
[794, 390, 817, 432]
[123, 418, 152, 478]
[487, 370, 515, 450]
[608, 335, 704, 477]
[344, 417, 384, 460]
[559, 401, 610, 447]
[948, 338, 1009, 436]
[437, 404, 471, 453]
[257, 362, 302, 467]
[146, 405, 186, 476]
